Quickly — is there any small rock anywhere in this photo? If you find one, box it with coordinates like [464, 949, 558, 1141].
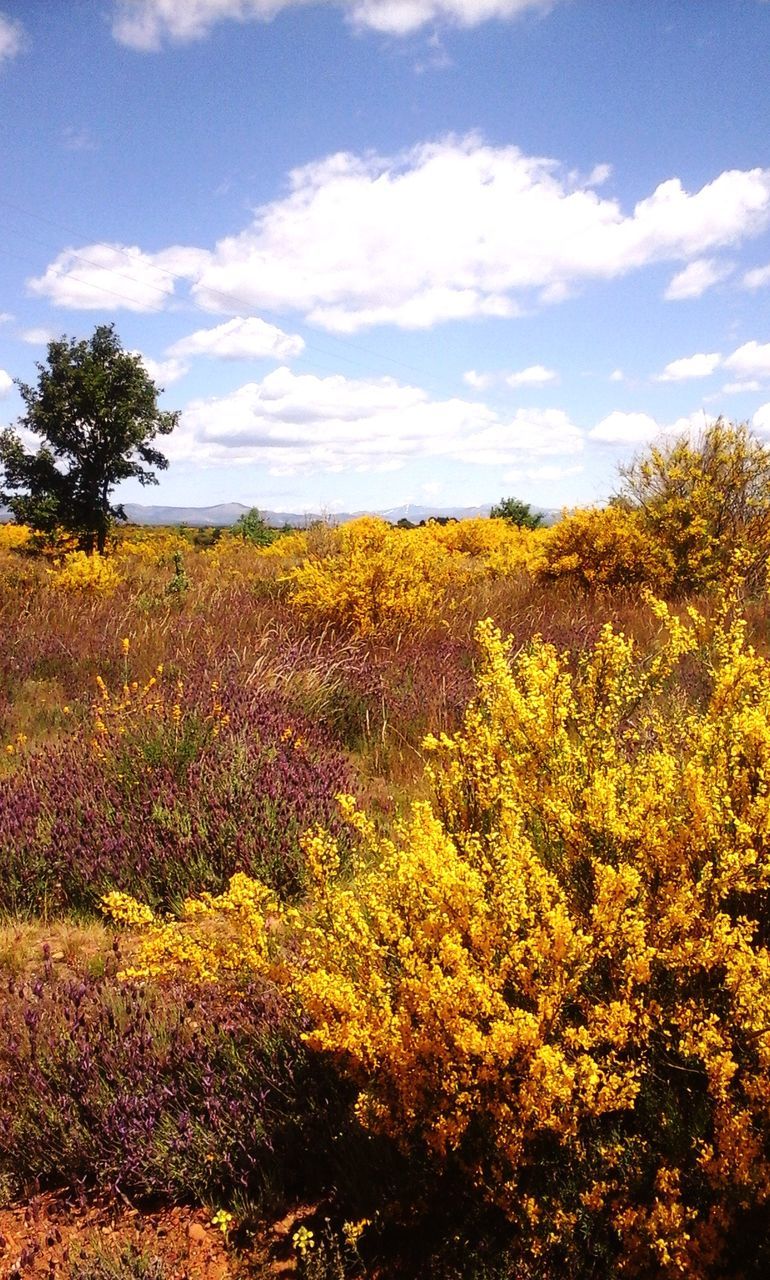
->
[188, 1222, 207, 1245]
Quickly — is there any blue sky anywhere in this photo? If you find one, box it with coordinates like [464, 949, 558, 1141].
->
[2, 0, 770, 516]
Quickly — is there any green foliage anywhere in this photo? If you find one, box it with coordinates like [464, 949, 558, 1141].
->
[232, 507, 275, 546]
[0, 324, 178, 554]
[489, 496, 543, 528]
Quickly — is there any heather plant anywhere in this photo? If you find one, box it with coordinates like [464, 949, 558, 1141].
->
[0, 659, 355, 916]
[0, 967, 354, 1212]
[116, 587, 770, 1278]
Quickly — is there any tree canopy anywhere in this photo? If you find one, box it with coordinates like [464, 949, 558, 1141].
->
[489, 496, 543, 528]
[0, 324, 179, 553]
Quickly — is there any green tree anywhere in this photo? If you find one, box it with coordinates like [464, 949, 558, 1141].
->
[489, 495, 543, 528]
[231, 507, 275, 546]
[617, 418, 770, 592]
[0, 324, 178, 554]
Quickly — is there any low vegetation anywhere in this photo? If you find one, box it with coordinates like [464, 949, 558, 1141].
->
[3, 418, 770, 1277]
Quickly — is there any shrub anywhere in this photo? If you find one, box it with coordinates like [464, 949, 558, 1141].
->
[539, 504, 673, 591]
[618, 418, 770, 593]
[287, 516, 458, 636]
[0, 664, 355, 916]
[0, 968, 350, 1211]
[51, 550, 122, 594]
[123, 590, 770, 1277]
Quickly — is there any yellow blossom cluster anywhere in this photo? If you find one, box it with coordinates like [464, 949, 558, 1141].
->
[277, 516, 545, 635]
[50, 550, 122, 594]
[111, 586, 770, 1274]
[540, 504, 674, 591]
[0, 523, 31, 551]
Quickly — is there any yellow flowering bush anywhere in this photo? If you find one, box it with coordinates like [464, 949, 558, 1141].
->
[539, 504, 673, 591]
[425, 516, 548, 578]
[113, 587, 770, 1275]
[50, 550, 122, 593]
[619, 419, 770, 593]
[0, 522, 31, 551]
[286, 516, 459, 636]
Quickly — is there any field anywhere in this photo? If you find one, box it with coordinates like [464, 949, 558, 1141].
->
[4, 476, 770, 1278]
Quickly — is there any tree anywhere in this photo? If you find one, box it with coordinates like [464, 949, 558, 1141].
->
[231, 507, 275, 546]
[0, 324, 179, 554]
[489, 496, 543, 528]
[617, 418, 770, 592]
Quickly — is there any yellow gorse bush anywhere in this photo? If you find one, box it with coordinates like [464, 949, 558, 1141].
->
[50, 550, 122, 593]
[0, 523, 31, 551]
[286, 516, 460, 636]
[107, 587, 770, 1275]
[539, 504, 674, 591]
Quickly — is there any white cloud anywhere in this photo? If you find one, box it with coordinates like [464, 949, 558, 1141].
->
[19, 327, 55, 345]
[743, 264, 770, 289]
[188, 140, 770, 331]
[723, 340, 770, 381]
[502, 462, 582, 482]
[589, 411, 661, 445]
[723, 380, 763, 394]
[589, 409, 715, 446]
[463, 369, 494, 390]
[504, 363, 557, 388]
[62, 126, 97, 152]
[133, 354, 190, 386]
[754, 403, 770, 435]
[31, 140, 770, 332]
[664, 257, 732, 300]
[111, 0, 557, 48]
[167, 366, 583, 474]
[0, 370, 13, 397]
[609, 368, 624, 382]
[656, 351, 722, 381]
[27, 244, 208, 312]
[0, 13, 24, 63]
[168, 316, 305, 361]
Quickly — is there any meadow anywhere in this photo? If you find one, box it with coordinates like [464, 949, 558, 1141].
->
[5, 425, 770, 1278]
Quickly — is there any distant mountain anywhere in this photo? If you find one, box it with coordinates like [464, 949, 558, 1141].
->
[120, 502, 559, 527]
[1, 501, 560, 527]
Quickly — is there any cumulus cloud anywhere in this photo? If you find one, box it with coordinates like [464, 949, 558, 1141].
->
[0, 369, 13, 397]
[187, 140, 770, 331]
[0, 13, 25, 63]
[111, 0, 558, 48]
[133, 354, 190, 386]
[463, 369, 494, 390]
[664, 257, 732, 300]
[30, 140, 770, 332]
[166, 365, 583, 474]
[589, 410, 714, 446]
[743, 264, 770, 289]
[505, 364, 557, 388]
[723, 340, 770, 382]
[656, 351, 722, 381]
[27, 244, 208, 312]
[168, 316, 305, 361]
[609, 369, 624, 382]
[754, 403, 770, 435]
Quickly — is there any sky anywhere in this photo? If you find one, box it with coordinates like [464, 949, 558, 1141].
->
[2, 1, 770, 517]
